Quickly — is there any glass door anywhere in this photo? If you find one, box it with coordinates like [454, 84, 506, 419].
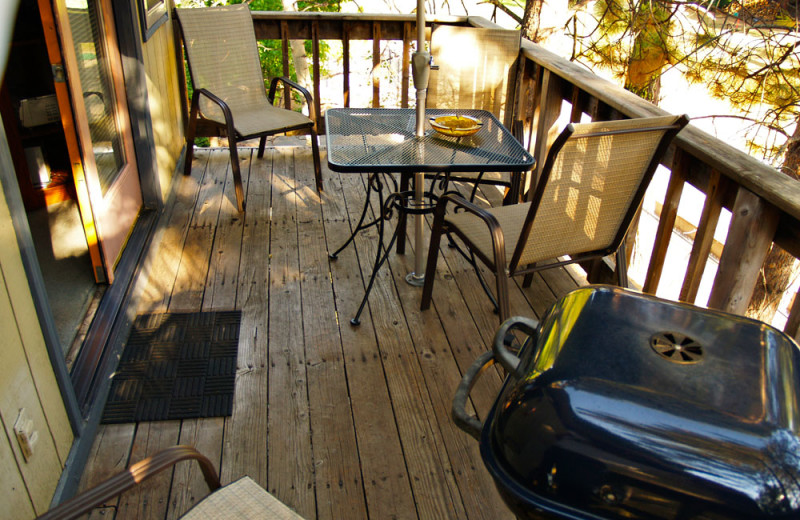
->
[54, 0, 142, 283]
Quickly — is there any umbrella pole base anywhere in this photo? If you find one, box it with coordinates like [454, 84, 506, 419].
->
[406, 272, 426, 286]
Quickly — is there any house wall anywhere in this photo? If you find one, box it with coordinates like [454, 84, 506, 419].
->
[0, 2, 73, 515]
[141, 7, 185, 202]
[0, 168, 73, 516]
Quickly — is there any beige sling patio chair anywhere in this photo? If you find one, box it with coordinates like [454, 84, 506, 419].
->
[420, 114, 690, 323]
[176, 5, 322, 213]
[427, 25, 524, 202]
[37, 446, 304, 519]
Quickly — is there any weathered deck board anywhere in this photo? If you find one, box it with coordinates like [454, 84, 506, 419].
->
[266, 147, 316, 518]
[322, 165, 419, 518]
[339, 171, 467, 519]
[295, 146, 368, 519]
[220, 148, 273, 487]
[167, 152, 249, 519]
[76, 141, 585, 520]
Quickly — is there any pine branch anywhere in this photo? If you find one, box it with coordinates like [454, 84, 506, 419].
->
[478, 0, 523, 24]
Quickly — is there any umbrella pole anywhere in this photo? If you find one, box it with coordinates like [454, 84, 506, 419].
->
[407, 0, 430, 287]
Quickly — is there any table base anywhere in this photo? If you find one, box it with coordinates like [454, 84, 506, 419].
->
[328, 173, 436, 326]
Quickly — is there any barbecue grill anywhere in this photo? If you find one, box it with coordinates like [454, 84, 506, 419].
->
[454, 285, 800, 519]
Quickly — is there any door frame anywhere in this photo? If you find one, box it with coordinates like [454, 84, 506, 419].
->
[2, 0, 165, 504]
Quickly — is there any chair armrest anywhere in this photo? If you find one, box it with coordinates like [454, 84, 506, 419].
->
[37, 446, 221, 520]
[439, 194, 507, 268]
[192, 88, 236, 131]
[441, 194, 503, 235]
[268, 77, 315, 120]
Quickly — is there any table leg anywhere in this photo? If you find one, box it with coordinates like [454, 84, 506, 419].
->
[395, 172, 410, 255]
[329, 173, 385, 259]
[351, 191, 402, 326]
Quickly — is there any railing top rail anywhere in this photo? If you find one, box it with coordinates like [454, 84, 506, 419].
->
[249, 11, 468, 24]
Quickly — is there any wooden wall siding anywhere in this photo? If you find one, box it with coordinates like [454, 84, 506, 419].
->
[238, 11, 800, 335]
[142, 13, 184, 203]
[0, 187, 73, 516]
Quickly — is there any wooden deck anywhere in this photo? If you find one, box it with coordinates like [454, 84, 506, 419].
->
[77, 138, 584, 520]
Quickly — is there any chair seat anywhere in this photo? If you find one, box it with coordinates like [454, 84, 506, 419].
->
[203, 101, 313, 138]
[181, 476, 304, 519]
[446, 200, 605, 267]
[446, 202, 528, 264]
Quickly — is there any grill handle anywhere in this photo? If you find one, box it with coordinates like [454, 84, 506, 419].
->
[452, 350, 496, 440]
[453, 317, 540, 440]
[493, 316, 540, 379]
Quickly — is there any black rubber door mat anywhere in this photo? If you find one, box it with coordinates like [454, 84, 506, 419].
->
[101, 311, 240, 424]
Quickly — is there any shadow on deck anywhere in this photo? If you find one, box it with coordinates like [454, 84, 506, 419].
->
[78, 138, 585, 519]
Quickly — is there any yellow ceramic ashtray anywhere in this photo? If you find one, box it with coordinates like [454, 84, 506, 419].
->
[429, 114, 483, 137]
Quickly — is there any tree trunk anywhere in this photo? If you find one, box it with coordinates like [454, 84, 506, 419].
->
[521, 0, 544, 42]
[282, 0, 311, 98]
[746, 118, 800, 322]
[624, 19, 668, 103]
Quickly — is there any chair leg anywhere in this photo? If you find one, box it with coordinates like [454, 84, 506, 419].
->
[257, 135, 267, 158]
[616, 245, 630, 288]
[310, 126, 323, 192]
[494, 264, 511, 323]
[420, 203, 447, 311]
[227, 134, 245, 213]
[184, 93, 201, 176]
[522, 272, 534, 288]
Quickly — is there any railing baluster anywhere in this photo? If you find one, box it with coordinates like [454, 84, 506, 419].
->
[784, 289, 800, 339]
[681, 169, 726, 303]
[401, 22, 410, 109]
[530, 69, 562, 193]
[312, 20, 321, 124]
[644, 151, 686, 294]
[708, 188, 780, 314]
[343, 22, 350, 108]
[281, 20, 291, 109]
[372, 22, 381, 108]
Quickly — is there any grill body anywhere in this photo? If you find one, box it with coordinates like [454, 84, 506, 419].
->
[480, 286, 800, 519]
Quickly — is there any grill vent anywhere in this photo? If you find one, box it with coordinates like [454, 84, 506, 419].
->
[650, 332, 703, 364]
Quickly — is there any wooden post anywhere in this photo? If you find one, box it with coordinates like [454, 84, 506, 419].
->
[707, 187, 779, 315]
[520, 62, 539, 155]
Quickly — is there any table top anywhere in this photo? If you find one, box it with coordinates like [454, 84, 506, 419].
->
[325, 108, 535, 174]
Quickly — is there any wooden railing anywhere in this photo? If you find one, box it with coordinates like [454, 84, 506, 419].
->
[243, 11, 800, 337]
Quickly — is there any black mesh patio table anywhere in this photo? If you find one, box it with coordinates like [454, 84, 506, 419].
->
[326, 108, 533, 174]
[325, 108, 534, 325]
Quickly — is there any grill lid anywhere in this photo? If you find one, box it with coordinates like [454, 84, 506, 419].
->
[484, 286, 800, 519]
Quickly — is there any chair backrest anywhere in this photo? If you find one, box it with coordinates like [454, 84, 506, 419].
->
[510, 115, 689, 271]
[176, 5, 268, 122]
[428, 25, 521, 124]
